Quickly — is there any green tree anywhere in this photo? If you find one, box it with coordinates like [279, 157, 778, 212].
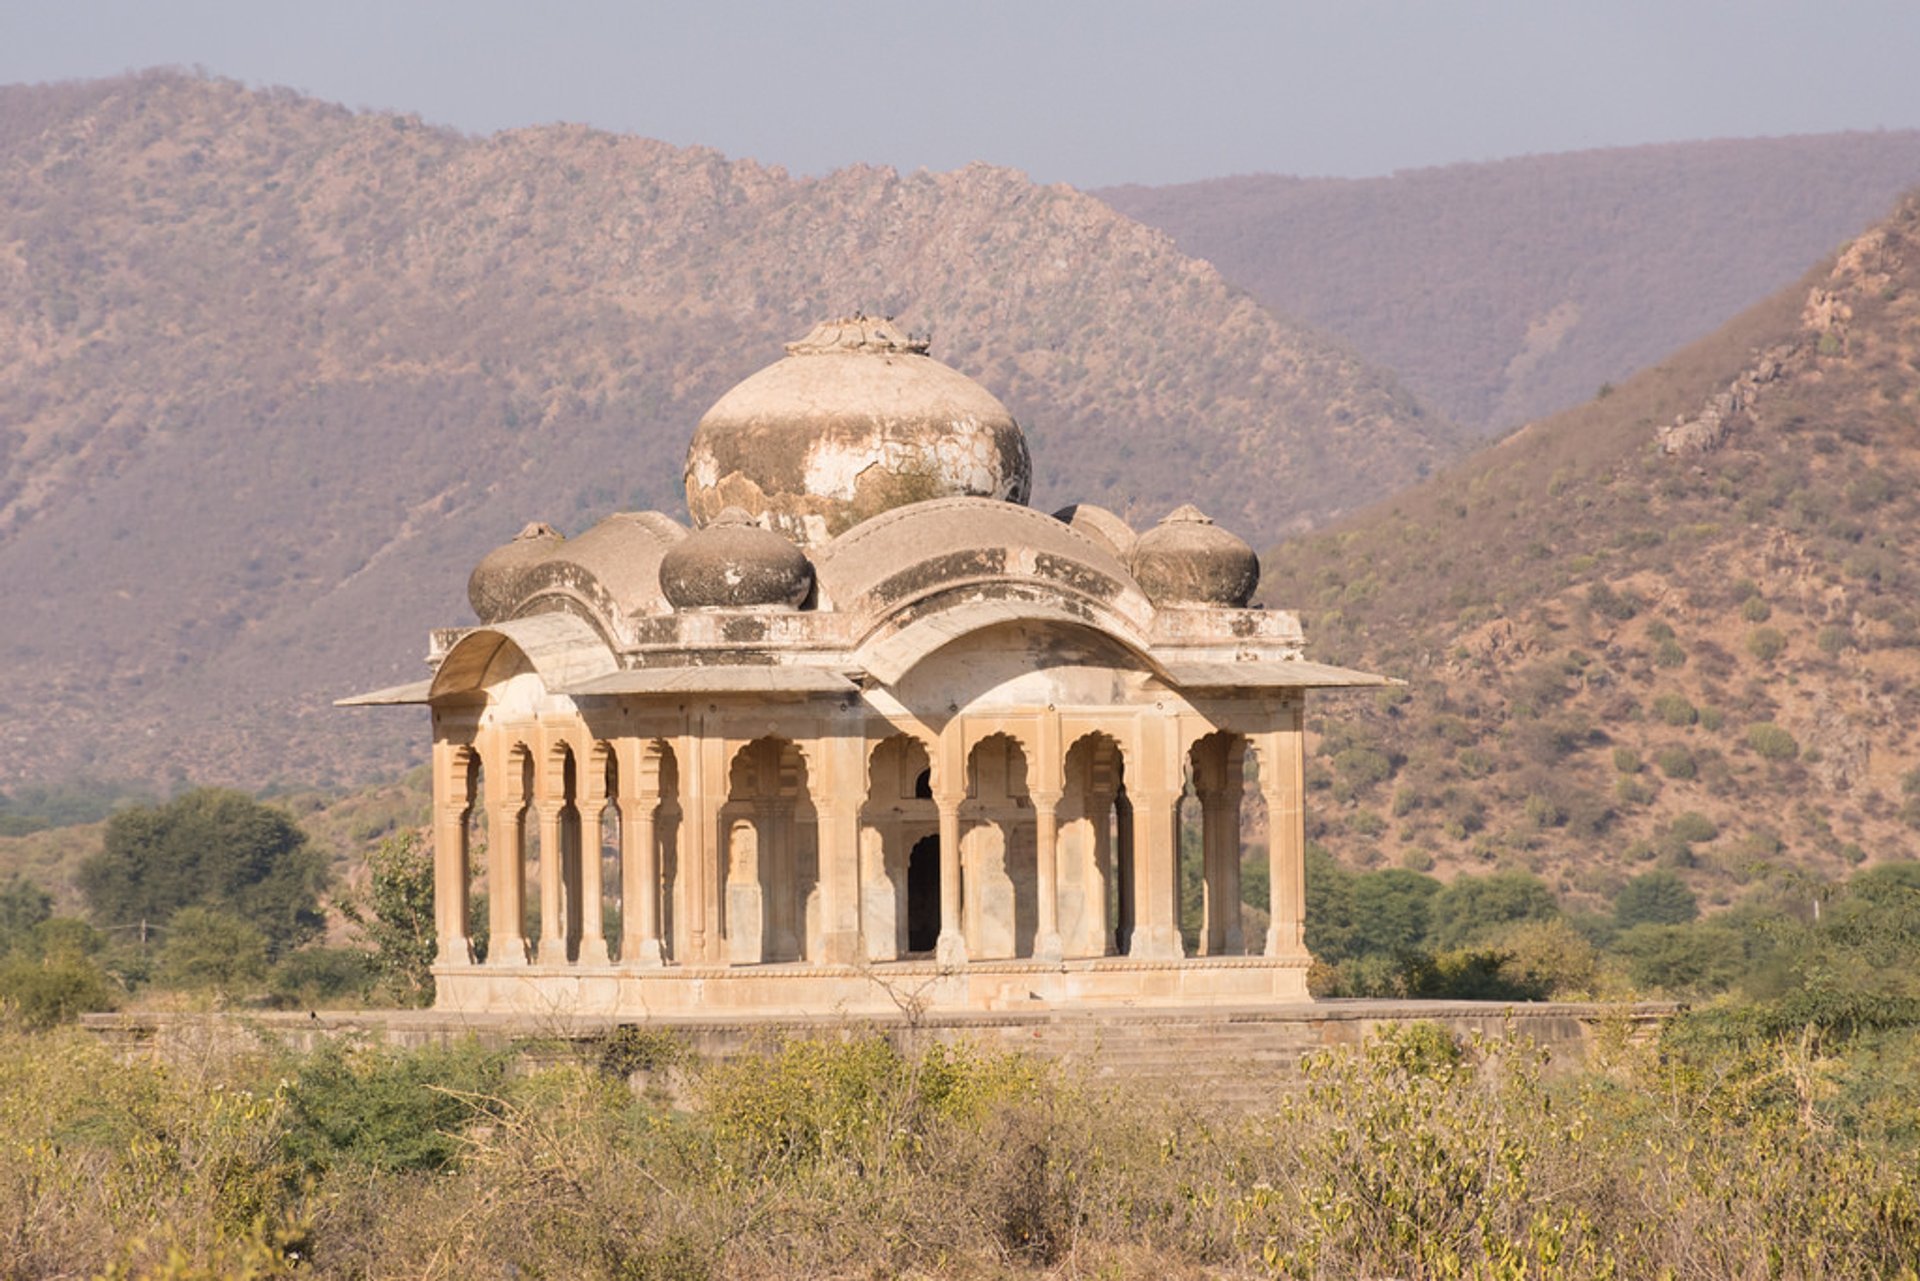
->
[1615, 922, 1746, 995]
[339, 831, 437, 1005]
[1304, 845, 1358, 962]
[1428, 872, 1560, 950]
[1348, 868, 1441, 957]
[0, 875, 52, 954]
[78, 788, 327, 954]
[158, 905, 269, 993]
[1615, 869, 1699, 928]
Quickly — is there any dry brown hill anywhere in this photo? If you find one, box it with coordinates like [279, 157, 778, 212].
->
[0, 70, 1446, 789]
[1267, 190, 1920, 909]
[1100, 134, 1920, 436]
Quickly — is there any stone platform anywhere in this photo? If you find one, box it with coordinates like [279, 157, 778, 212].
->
[81, 999, 1673, 1108]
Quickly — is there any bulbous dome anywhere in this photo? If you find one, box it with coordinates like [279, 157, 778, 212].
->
[468, 522, 564, 622]
[684, 316, 1031, 546]
[1129, 505, 1260, 607]
[658, 507, 814, 610]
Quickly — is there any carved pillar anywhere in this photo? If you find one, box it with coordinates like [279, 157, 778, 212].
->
[1032, 789, 1064, 963]
[681, 731, 724, 965]
[488, 783, 529, 967]
[576, 803, 610, 966]
[934, 789, 967, 966]
[432, 798, 471, 966]
[619, 743, 664, 968]
[813, 731, 865, 966]
[1129, 785, 1184, 959]
[535, 800, 568, 964]
[1263, 706, 1308, 958]
[1199, 793, 1245, 955]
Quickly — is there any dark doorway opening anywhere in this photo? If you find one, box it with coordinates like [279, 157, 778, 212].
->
[1111, 785, 1135, 956]
[906, 834, 941, 953]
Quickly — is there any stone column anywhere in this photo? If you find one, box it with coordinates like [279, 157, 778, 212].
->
[489, 799, 529, 967]
[1199, 793, 1245, 956]
[619, 747, 664, 968]
[535, 801, 568, 964]
[682, 732, 724, 965]
[576, 804, 610, 966]
[1263, 708, 1308, 958]
[812, 732, 865, 966]
[432, 799, 471, 966]
[1128, 786, 1185, 959]
[934, 790, 967, 966]
[1032, 790, 1064, 962]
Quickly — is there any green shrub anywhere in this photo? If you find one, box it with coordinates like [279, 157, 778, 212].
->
[1740, 596, 1772, 623]
[1699, 706, 1725, 732]
[1614, 923, 1746, 994]
[158, 907, 269, 993]
[1349, 810, 1387, 838]
[1612, 746, 1642, 774]
[1429, 872, 1560, 950]
[1332, 746, 1394, 790]
[1653, 746, 1697, 779]
[1746, 722, 1800, 762]
[1646, 620, 1676, 643]
[1654, 638, 1687, 667]
[1746, 627, 1787, 662]
[268, 947, 374, 1008]
[1587, 582, 1638, 621]
[1652, 693, 1697, 726]
[281, 1037, 511, 1173]
[1816, 624, 1851, 655]
[1668, 811, 1719, 845]
[0, 954, 116, 1028]
[1615, 869, 1700, 928]
[1616, 776, 1656, 806]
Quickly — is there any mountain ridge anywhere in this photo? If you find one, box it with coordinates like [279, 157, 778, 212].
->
[1100, 131, 1920, 435]
[1265, 189, 1920, 905]
[0, 70, 1443, 788]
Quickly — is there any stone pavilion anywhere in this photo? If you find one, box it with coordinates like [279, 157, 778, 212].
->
[343, 317, 1389, 1015]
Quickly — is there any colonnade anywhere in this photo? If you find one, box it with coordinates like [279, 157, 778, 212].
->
[428, 703, 1309, 972]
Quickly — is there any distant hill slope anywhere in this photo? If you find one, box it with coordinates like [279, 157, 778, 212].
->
[0, 71, 1445, 789]
[1265, 190, 1920, 908]
[1100, 134, 1920, 435]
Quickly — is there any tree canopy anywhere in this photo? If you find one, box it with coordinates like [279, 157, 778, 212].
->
[78, 788, 327, 954]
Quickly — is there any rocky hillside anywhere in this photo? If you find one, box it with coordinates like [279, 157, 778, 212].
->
[1101, 133, 1920, 436]
[0, 71, 1446, 789]
[1268, 191, 1920, 908]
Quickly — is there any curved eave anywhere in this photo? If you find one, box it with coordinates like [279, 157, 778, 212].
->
[335, 679, 434, 707]
[426, 613, 620, 700]
[1158, 659, 1400, 690]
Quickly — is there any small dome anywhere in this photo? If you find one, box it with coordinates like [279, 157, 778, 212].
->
[684, 316, 1031, 545]
[659, 507, 813, 610]
[1129, 505, 1260, 607]
[468, 522, 564, 622]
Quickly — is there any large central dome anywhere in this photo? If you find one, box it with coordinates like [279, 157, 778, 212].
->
[684, 316, 1032, 545]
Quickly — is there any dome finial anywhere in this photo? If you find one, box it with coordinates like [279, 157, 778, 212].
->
[783, 314, 929, 356]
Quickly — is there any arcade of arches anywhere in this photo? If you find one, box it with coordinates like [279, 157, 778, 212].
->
[424, 686, 1314, 1014]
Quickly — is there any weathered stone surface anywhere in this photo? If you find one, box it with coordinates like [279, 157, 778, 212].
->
[658, 507, 813, 610]
[1129, 505, 1260, 607]
[684, 317, 1032, 545]
[468, 521, 565, 623]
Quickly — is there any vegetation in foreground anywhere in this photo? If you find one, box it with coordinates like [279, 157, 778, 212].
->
[1, 1006, 1917, 1279]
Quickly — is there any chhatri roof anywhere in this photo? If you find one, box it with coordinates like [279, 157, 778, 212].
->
[343, 317, 1392, 705]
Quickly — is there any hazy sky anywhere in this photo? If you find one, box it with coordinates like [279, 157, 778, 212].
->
[4, 1, 1919, 188]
